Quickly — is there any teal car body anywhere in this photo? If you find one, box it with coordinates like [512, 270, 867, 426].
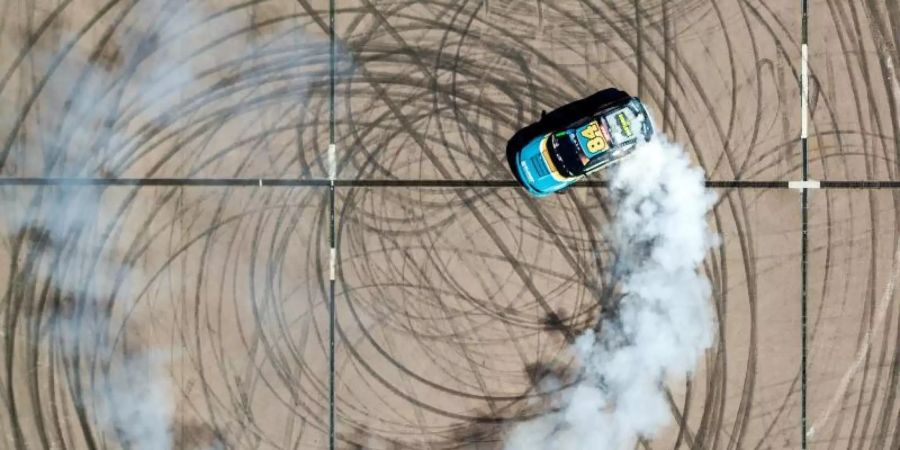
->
[513, 96, 654, 197]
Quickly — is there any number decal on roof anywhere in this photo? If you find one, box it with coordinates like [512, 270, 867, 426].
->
[578, 121, 609, 155]
[580, 122, 600, 139]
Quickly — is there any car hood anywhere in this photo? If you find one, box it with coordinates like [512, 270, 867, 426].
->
[517, 135, 571, 195]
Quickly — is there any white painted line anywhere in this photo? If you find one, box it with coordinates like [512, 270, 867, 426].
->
[789, 180, 819, 190]
[328, 143, 336, 180]
[258, 179, 263, 187]
[801, 43, 809, 139]
[329, 247, 336, 281]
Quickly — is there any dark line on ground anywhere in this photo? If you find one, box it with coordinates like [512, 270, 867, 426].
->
[328, 0, 337, 449]
[800, 0, 810, 448]
[801, 187, 809, 450]
[5, 178, 900, 189]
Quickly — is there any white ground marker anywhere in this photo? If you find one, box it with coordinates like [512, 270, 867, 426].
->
[801, 43, 809, 139]
[789, 180, 819, 190]
[329, 247, 336, 281]
[792, 44, 815, 193]
[328, 143, 336, 180]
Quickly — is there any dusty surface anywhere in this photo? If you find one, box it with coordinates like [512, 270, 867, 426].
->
[0, 1, 897, 449]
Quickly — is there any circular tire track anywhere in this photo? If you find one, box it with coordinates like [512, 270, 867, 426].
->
[0, 0, 898, 449]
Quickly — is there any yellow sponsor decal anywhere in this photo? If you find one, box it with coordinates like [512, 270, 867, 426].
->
[617, 113, 633, 137]
[539, 135, 569, 182]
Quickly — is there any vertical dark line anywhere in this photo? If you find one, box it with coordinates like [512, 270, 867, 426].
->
[328, 1, 337, 450]
[802, 122, 809, 181]
[297, 126, 306, 178]
[800, 1, 809, 448]
[635, 0, 642, 97]
[329, 0, 335, 144]
[536, 0, 543, 34]
[802, 134, 809, 180]
[328, 181, 336, 450]
[801, 188, 809, 450]
[662, 0, 670, 133]
[801, 0, 809, 44]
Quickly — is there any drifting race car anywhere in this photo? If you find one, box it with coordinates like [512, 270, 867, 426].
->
[506, 89, 654, 197]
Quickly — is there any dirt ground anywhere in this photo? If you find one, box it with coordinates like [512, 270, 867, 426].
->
[0, 0, 897, 449]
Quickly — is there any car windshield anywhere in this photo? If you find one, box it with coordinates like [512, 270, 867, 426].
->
[548, 132, 587, 177]
[605, 107, 642, 145]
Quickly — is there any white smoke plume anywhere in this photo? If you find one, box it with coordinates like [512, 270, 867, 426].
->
[1, 1, 334, 449]
[504, 136, 718, 449]
[95, 352, 175, 450]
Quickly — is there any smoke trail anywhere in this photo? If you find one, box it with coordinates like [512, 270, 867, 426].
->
[94, 352, 175, 450]
[504, 136, 718, 449]
[1, 1, 335, 448]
